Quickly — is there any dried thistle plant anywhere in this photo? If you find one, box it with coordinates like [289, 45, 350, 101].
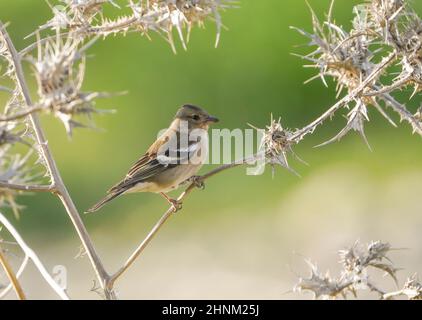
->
[0, 29, 41, 219]
[250, 115, 307, 177]
[292, 0, 422, 146]
[384, 274, 422, 300]
[41, 0, 237, 52]
[29, 33, 111, 135]
[294, 241, 422, 300]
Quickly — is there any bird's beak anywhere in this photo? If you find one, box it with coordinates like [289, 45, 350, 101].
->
[206, 115, 219, 123]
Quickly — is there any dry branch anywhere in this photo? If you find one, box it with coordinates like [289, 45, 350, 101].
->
[0, 21, 112, 299]
[0, 244, 26, 299]
[0, 0, 236, 299]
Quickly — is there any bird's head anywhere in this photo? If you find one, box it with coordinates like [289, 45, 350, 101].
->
[174, 104, 219, 129]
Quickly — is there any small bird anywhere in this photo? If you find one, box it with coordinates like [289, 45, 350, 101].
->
[86, 104, 219, 213]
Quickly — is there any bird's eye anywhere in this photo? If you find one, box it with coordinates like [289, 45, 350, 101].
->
[192, 115, 200, 121]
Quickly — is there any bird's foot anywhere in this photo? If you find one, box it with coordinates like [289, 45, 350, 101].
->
[160, 192, 183, 213]
[190, 175, 205, 190]
[169, 198, 183, 213]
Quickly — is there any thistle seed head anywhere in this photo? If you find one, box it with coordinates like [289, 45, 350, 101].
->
[294, 0, 422, 144]
[294, 241, 409, 300]
[402, 275, 422, 300]
[250, 116, 304, 176]
[31, 34, 107, 136]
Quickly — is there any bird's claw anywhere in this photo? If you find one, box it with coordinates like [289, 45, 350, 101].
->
[169, 199, 183, 213]
[191, 176, 205, 190]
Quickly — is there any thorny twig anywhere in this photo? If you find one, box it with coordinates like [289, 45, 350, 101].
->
[0, 21, 112, 299]
[294, 241, 421, 300]
[292, 0, 422, 145]
[0, 182, 53, 193]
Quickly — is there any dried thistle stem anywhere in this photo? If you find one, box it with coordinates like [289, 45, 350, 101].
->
[0, 105, 45, 122]
[0, 182, 53, 192]
[0, 255, 29, 299]
[0, 21, 112, 299]
[380, 92, 422, 135]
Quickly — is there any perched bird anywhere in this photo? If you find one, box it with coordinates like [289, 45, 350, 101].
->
[86, 104, 219, 213]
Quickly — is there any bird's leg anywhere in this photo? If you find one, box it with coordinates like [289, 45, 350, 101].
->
[189, 175, 205, 190]
[160, 192, 182, 212]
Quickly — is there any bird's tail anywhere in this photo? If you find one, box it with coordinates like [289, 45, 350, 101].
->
[85, 191, 124, 214]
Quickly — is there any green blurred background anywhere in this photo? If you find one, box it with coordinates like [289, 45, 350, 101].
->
[0, 0, 421, 299]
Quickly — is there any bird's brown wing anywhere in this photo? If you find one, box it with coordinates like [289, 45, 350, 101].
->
[86, 126, 200, 213]
[87, 128, 179, 213]
[109, 156, 175, 193]
[108, 129, 175, 193]
[86, 153, 172, 213]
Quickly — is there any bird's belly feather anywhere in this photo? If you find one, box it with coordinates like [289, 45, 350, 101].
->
[127, 164, 202, 194]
